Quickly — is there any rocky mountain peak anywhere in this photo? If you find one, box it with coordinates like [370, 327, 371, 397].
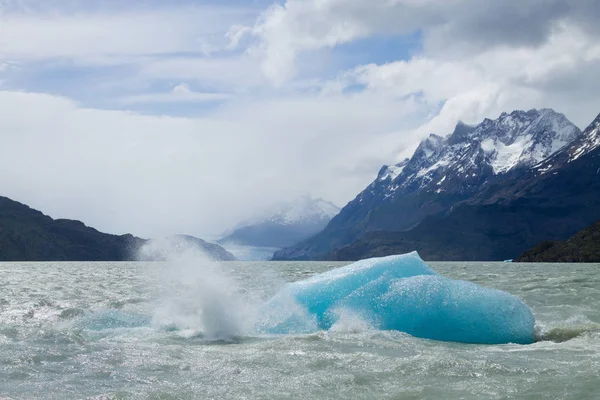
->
[568, 112, 600, 162]
[584, 112, 600, 135]
[229, 194, 340, 230]
[368, 108, 581, 200]
[270, 195, 340, 225]
[411, 134, 444, 162]
[447, 121, 477, 145]
[219, 195, 340, 249]
[377, 158, 410, 182]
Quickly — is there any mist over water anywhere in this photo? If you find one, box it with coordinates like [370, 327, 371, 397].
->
[219, 243, 280, 261]
[1, 259, 599, 399]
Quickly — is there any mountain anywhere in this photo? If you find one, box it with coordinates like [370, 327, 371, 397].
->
[0, 196, 234, 261]
[326, 111, 600, 261]
[274, 108, 597, 261]
[515, 220, 600, 262]
[220, 195, 340, 248]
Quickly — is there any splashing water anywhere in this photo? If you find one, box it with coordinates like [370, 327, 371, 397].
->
[140, 239, 256, 340]
[329, 308, 374, 333]
[535, 315, 600, 343]
[137, 247, 536, 345]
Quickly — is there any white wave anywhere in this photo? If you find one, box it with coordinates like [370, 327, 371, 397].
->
[329, 308, 374, 333]
[535, 315, 600, 343]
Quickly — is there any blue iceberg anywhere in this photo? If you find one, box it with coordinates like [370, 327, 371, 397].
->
[258, 252, 535, 344]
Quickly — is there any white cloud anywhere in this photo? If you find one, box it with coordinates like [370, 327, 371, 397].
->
[246, 0, 600, 87]
[0, 6, 253, 61]
[347, 22, 600, 130]
[136, 55, 265, 90]
[121, 83, 232, 104]
[0, 89, 422, 237]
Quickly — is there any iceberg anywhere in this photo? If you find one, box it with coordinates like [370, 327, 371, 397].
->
[257, 252, 535, 344]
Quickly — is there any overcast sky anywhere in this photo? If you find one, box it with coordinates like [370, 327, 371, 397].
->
[1, 0, 599, 238]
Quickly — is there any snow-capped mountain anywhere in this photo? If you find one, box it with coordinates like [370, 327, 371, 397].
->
[219, 195, 340, 249]
[374, 109, 581, 200]
[261, 194, 340, 226]
[274, 108, 586, 261]
[331, 111, 600, 262]
[533, 112, 600, 175]
[352, 108, 581, 228]
[570, 113, 600, 161]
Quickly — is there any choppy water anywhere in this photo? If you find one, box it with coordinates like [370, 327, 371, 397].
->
[1, 260, 599, 399]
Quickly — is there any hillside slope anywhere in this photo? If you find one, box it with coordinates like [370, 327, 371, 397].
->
[515, 221, 600, 262]
[0, 196, 234, 261]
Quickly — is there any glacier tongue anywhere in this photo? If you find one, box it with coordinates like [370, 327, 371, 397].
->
[257, 252, 535, 344]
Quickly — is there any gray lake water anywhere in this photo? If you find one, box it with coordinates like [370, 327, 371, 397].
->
[1, 261, 599, 399]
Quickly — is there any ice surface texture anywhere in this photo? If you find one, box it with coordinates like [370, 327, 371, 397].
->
[258, 252, 535, 344]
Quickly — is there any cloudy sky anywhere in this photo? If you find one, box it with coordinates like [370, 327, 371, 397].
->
[1, 0, 599, 238]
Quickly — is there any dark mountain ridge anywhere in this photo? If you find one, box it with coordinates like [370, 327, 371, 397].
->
[515, 220, 600, 262]
[0, 196, 234, 261]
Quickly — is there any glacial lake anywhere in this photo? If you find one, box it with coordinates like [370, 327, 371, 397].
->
[1, 261, 599, 399]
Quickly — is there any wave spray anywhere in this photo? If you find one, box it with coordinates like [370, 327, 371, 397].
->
[140, 237, 255, 341]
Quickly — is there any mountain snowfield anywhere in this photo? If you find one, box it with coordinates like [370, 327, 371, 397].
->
[228, 194, 340, 229]
[375, 109, 581, 200]
[262, 194, 340, 226]
[219, 194, 340, 250]
[274, 108, 600, 261]
[532, 112, 600, 175]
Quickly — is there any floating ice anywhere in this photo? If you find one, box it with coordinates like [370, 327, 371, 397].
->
[257, 252, 535, 344]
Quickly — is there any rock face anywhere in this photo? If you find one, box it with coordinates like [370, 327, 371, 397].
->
[515, 221, 600, 262]
[220, 195, 340, 248]
[275, 109, 600, 261]
[0, 196, 234, 261]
